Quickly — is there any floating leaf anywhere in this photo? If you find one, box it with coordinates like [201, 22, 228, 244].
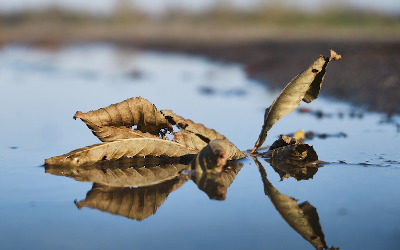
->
[192, 161, 243, 200]
[191, 139, 246, 173]
[75, 176, 187, 221]
[254, 158, 328, 250]
[265, 143, 318, 163]
[45, 158, 190, 187]
[74, 97, 172, 138]
[266, 147, 320, 181]
[45, 138, 197, 167]
[262, 135, 321, 181]
[251, 50, 342, 153]
[161, 110, 226, 141]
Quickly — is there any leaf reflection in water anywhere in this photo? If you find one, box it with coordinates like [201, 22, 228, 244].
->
[45, 154, 243, 220]
[253, 157, 331, 250]
[191, 160, 243, 200]
[75, 176, 187, 221]
[45, 157, 191, 187]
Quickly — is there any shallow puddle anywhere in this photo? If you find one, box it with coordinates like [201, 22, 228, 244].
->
[0, 44, 399, 249]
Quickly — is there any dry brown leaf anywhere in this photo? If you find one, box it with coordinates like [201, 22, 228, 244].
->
[87, 125, 159, 142]
[45, 97, 245, 167]
[165, 113, 244, 156]
[74, 97, 172, 137]
[161, 110, 226, 141]
[192, 161, 243, 200]
[254, 158, 328, 250]
[266, 143, 318, 163]
[45, 138, 197, 167]
[251, 50, 342, 153]
[261, 135, 321, 180]
[45, 158, 190, 187]
[191, 139, 246, 173]
[75, 176, 187, 221]
[172, 130, 208, 152]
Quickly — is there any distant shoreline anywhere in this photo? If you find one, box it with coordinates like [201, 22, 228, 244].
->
[1, 23, 399, 115]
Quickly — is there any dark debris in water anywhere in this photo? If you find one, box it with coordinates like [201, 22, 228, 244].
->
[126, 69, 144, 79]
[333, 159, 400, 168]
[286, 131, 347, 141]
[298, 107, 333, 119]
[305, 131, 347, 140]
[298, 107, 364, 120]
[378, 113, 400, 133]
[198, 86, 247, 97]
[9, 146, 18, 150]
[385, 160, 400, 164]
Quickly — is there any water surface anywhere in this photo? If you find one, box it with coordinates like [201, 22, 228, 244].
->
[0, 44, 399, 250]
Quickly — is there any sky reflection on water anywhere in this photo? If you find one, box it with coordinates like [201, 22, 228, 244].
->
[0, 44, 399, 250]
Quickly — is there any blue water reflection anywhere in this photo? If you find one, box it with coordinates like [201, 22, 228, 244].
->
[0, 44, 399, 250]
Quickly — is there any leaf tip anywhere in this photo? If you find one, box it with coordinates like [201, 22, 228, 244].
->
[73, 111, 83, 120]
[44, 157, 53, 165]
[74, 199, 84, 209]
[329, 49, 342, 61]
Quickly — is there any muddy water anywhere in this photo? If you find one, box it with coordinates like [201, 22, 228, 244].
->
[0, 44, 399, 250]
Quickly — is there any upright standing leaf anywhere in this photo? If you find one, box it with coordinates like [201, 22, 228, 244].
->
[251, 50, 342, 153]
[74, 97, 172, 139]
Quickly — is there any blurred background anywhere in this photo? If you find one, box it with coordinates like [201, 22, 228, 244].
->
[1, 3, 400, 249]
[0, 0, 399, 113]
